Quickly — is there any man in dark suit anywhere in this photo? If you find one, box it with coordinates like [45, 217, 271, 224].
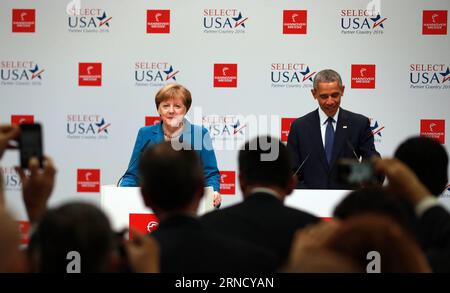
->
[373, 157, 450, 272]
[201, 136, 319, 267]
[138, 142, 277, 273]
[287, 69, 380, 189]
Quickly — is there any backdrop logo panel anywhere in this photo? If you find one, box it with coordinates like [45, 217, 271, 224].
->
[219, 171, 236, 195]
[134, 61, 179, 87]
[351, 64, 376, 89]
[129, 213, 159, 239]
[283, 10, 307, 34]
[420, 119, 445, 144]
[271, 63, 316, 88]
[203, 9, 248, 34]
[68, 9, 112, 33]
[410, 64, 450, 90]
[145, 116, 161, 126]
[214, 64, 237, 87]
[147, 10, 170, 34]
[1, 61, 44, 86]
[340, 8, 387, 35]
[369, 118, 385, 144]
[79, 63, 102, 86]
[281, 118, 296, 142]
[12, 9, 35, 33]
[66, 114, 110, 140]
[77, 169, 100, 192]
[422, 10, 448, 35]
[11, 115, 34, 125]
[18, 221, 30, 245]
[202, 115, 246, 144]
[0, 167, 21, 191]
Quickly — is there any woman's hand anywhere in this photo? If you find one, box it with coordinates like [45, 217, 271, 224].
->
[213, 191, 222, 208]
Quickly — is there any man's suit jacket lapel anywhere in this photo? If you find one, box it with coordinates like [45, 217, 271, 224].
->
[330, 108, 350, 168]
[310, 109, 329, 171]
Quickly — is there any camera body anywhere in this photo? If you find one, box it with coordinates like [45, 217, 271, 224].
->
[19, 123, 44, 169]
[334, 159, 379, 188]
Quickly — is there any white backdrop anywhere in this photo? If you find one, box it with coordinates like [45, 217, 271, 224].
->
[1, 1, 449, 229]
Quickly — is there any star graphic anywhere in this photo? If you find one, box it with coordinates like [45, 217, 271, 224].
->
[97, 12, 110, 27]
[233, 120, 244, 135]
[300, 66, 315, 82]
[29, 64, 43, 80]
[370, 121, 382, 137]
[440, 67, 450, 83]
[370, 14, 386, 28]
[232, 12, 246, 28]
[96, 118, 109, 134]
[164, 65, 177, 81]
[440, 67, 450, 77]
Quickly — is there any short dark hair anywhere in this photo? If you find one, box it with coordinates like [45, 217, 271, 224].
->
[34, 203, 113, 273]
[313, 69, 343, 90]
[238, 136, 293, 188]
[333, 187, 411, 230]
[138, 142, 204, 211]
[395, 136, 448, 196]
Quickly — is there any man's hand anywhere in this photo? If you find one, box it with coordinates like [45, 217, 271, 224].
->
[15, 156, 56, 224]
[0, 125, 20, 159]
[213, 191, 222, 208]
[287, 220, 341, 269]
[372, 157, 430, 205]
[125, 230, 160, 273]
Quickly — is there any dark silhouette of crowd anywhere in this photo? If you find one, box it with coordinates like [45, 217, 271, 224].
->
[1, 124, 449, 273]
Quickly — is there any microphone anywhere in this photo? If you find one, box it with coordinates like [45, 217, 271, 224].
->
[116, 139, 152, 187]
[346, 140, 360, 161]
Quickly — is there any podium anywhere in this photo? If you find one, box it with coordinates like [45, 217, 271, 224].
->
[101, 185, 349, 231]
[100, 185, 215, 231]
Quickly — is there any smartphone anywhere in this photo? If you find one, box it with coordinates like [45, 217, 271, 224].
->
[335, 159, 378, 188]
[19, 123, 44, 169]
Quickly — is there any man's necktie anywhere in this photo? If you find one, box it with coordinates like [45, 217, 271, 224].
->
[324, 117, 335, 165]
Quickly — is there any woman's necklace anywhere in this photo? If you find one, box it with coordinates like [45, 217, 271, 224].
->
[163, 122, 184, 139]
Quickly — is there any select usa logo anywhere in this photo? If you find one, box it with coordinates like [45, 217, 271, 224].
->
[129, 214, 159, 239]
[283, 10, 307, 34]
[271, 63, 316, 88]
[147, 10, 170, 34]
[202, 115, 247, 145]
[422, 10, 447, 35]
[220, 171, 236, 195]
[203, 9, 248, 34]
[369, 118, 385, 144]
[0, 167, 21, 191]
[12, 9, 35, 33]
[281, 118, 296, 142]
[214, 64, 237, 88]
[66, 114, 110, 140]
[351, 64, 376, 89]
[68, 8, 112, 33]
[1, 61, 44, 86]
[410, 64, 450, 90]
[11, 115, 34, 125]
[79, 63, 102, 86]
[134, 61, 179, 87]
[420, 119, 445, 144]
[340, 8, 387, 35]
[77, 169, 100, 192]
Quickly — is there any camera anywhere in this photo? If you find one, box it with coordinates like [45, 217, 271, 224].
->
[334, 159, 379, 188]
